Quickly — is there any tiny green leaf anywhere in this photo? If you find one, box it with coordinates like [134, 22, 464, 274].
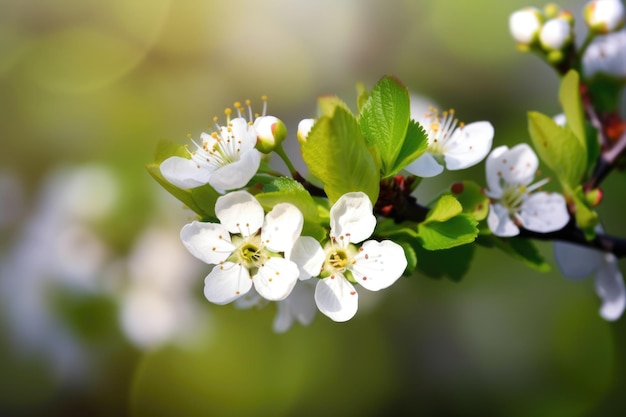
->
[317, 95, 353, 118]
[301, 106, 380, 204]
[527, 111, 587, 193]
[447, 180, 490, 221]
[559, 70, 586, 148]
[385, 119, 428, 177]
[359, 75, 411, 176]
[425, 194, 463, 222]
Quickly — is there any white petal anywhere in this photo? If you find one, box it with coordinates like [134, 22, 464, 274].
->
[215, 191, 264, 237]
[204, 262, 252, 305]
[180, 221, 234, 264]
[351, 240, 407, 291]
[273, 280, 316, 333]
[329, 192, 376, 245]
[253, 257, 299, 301]
[208, 149, 261, 191]
[404, 152, 444, 177]
[288, 236, 325, 279]
[234, 286, 267, 309]
[486, 144, 538, 194]
[160, 156, 212, 189]
[314, 274, 359, 322]
[227, 118, 258, 153]
[487, 203, 520, 237]
[553, 241, 604, 280]
[595, 253, 626, 321]
[519, 192, 569, 233]
[443, 121, 494, 170]
[261, 203, 304, 253]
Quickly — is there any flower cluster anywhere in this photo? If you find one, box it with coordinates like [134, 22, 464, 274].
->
[151, 3, 626, 332]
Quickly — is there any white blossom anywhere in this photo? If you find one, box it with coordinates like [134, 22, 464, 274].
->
[290, 192, 407, 322]
[509, 7, 544, 44]
[484, 144, 569, 237]
[181, 191, 303, 304]
[554, 239, 625, 321]
[583, 29, 626, 79]
[584, 0, 626, 33]
[404, 107, 494, 178]
[539, 18, 572, 50]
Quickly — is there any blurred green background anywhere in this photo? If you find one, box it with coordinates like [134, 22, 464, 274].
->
[1, 0, 626, 416]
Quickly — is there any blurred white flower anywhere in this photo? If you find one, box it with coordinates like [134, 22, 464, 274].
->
[584, 0, 626, 34]
[583, 29, 626, 79]
[539, 18, 572, 50]
[509, 7, 544, 44]
[0, 164, 119, 384]
[554, 239, 625, 321]
[119, 226, 208, 349]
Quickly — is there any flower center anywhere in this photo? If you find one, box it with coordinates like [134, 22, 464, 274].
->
[232, 235, 267, 269]
[500, 185, 527, 214]
[327, 248, 350, 272]
[422, 106, 465, 155]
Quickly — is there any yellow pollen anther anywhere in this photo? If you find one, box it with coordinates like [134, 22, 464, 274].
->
[213, 116, 218, 122]
[234, 101, 241, 109]
[186, 133, 192, 138]
[245, 99, 251, 106]
[261, 95, 268, 101]
[211, 132, 218, 138]
[224, 108, 232, 116]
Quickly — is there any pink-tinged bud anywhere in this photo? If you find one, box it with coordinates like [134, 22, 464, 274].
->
[297, 118, 315, 144]
[539, 18, 573, 50]
[509, 8, 544, 44]
[254, 116, 287, 154]
[585, 188, 603, 206]
[585, 0, 626, 33]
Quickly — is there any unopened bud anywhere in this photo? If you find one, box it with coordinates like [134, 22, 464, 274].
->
[584, 188, 603, 206]
[544, 3, 560, 19]
[539, 18, 573, 50]
[297, 118, 315, 144]
[584, 0, 626, 34]
[509, 7, 544, 44]
[254, 116, 287, 153]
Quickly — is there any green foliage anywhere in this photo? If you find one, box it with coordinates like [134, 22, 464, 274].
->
[146, 139, 219, 220]
[359, 75, 428, 177]
[317, 95, 352, 118]
[415, 243, 475, 282]
[559, 70, 586, 148]
[572, 186, 599, 238]
[527, 111, 587, 194]
[446, 181, 490, 221]
[477, 234, 550, 272]
[417, 194, 479, 250]
[256, 178, 326, 240]
[301, 105, 380, 204]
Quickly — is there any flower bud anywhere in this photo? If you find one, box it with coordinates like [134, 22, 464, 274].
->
[297, 118, 315, 144]
[584, 188, 603, 207]
[254, 116, 287, 154]
[539, 17, 573, 50]
[585, 0, 626, 33]
[509, 7, 543, 44]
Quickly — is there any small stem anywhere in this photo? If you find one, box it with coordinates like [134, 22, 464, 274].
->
[273, 143, 298, 176]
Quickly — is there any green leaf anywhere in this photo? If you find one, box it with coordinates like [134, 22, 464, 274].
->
[527, 111, 587, 193]
[385, 119, 428, 177]
[356, 82, 370, 113]
[417, 213, 478, 250]
[317, 95, 353, 118]
[415, 243, 475, 282]
[359, 75, 411, 176]
[559, 70, 586, 148]
[477, 235, 550, 272]
[301, 106, 380, 204]
[255, 178, 326, 240]
[447, 180, 490, 221]
[425, 194, 463, 222]
[146, 140, 218, 220]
